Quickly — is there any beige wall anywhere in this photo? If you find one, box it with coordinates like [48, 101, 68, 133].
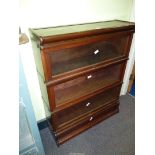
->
[20, 0, 134, 121]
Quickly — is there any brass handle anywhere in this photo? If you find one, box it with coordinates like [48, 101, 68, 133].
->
[89, 117, 93, 121]
[94, 49, 100, 55]
[87, 75, 92, 79]
[86, 102, 91, 107]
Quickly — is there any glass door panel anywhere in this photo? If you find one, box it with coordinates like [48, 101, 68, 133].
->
[50, 36, 128, 76]
[53, 63, 123, 106]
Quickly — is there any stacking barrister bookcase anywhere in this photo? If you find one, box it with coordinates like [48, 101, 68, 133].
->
[30, 20, 135, 145]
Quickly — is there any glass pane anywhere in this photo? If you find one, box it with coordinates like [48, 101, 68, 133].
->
[53, 63, 122, 106]
[19, 100, 39, 155]
[19, 101, 34, 151]
[50, 37, 128, 76]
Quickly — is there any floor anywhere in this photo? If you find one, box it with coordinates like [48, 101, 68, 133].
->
[40, 94, 135, 155]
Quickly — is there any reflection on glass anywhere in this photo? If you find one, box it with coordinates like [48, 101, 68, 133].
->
[50, 37, 127, 76]
[54, 63, 122, 105]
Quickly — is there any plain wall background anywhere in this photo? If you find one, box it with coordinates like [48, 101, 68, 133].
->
[19, 0, 134, 121]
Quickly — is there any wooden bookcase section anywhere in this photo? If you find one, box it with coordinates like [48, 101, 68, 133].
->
[30, 20, 135, 145]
